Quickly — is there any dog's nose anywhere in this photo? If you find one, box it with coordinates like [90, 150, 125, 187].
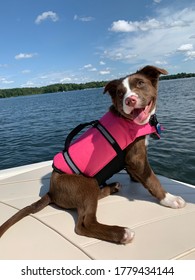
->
[125, 96, 137, 106]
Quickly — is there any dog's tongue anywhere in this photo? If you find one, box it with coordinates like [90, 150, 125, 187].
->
[132, 102, 153, 124]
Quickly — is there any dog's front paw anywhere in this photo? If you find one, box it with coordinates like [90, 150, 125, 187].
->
[160, 192, 186, 209]
[121, 228, 135, 244]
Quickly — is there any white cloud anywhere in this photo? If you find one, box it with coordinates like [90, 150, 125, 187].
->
[110, 16, 190, 33]
[82, 64, 97, 71]
[60, 77, 72, 83]
[104, 7, 195, 66]
[35, 11, 59, 24]
[110, 20, 138, 32]
[15, 53, 37, 60]
[177, 44, 193, 52]
[83, 64, 93, 69]
[155, 60, 168, 65]
[103, 50, 138, 61]
[89, 67, 97, 72]
[31, 71, 79, 86]
[153, 0, 162, 3]
[99, 70, 110, 75]
[177, 43, 195, 61]
[100, 61, 105, 65]
[0, 77, 14, 84]
[40, 75, 48, 79]
[185, 50, 195, 60]
[74, 14, 94, 22]
[21, 81, 35, 87]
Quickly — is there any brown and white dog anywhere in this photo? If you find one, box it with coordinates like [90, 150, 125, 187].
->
[0, 65, 186, 244]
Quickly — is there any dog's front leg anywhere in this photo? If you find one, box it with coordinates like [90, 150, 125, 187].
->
[125, 138, 186, 208]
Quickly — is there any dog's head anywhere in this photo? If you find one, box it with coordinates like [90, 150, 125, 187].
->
[104, 65, 168, 124]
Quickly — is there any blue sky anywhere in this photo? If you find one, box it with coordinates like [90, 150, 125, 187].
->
[1, 0, 195, 89]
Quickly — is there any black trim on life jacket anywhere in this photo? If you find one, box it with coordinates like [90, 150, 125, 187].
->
[63, 120, 98, 175]
[94, 149, 125, 185]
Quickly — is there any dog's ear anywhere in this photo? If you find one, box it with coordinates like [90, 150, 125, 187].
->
[137, 65, 168, 88]
[103, 79, 122, 97]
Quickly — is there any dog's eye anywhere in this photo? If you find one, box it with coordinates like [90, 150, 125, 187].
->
[137, 80, 145, 88]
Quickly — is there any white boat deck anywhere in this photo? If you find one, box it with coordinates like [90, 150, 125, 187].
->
[0, 161, 195, 260]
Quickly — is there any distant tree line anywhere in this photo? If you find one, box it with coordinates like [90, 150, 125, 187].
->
[160, 72, 195, 80]
[0, 81, 106, 98]
[0, 72, 195, 98]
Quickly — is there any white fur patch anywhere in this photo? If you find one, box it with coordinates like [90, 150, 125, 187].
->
[122, 77, 138, 114]
[122, 78, 156, 124]
[122, 228, 135, 244]
[150, 107, 156, 115]
[160, 192, 186, 209]
[145, 135, 150, 146]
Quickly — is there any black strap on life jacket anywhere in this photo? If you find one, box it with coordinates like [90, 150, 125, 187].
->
[149, 114, 162, 139]
[63, 120, 97, 174]
[63, 120, 124, 180]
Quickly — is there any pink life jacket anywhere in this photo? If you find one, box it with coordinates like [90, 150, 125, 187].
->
[53, 111, 161, 185]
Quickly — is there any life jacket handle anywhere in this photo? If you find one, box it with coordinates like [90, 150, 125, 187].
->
[64, 120, 99, 152]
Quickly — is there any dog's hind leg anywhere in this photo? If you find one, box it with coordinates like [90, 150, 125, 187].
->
[75, 183, 134, 244]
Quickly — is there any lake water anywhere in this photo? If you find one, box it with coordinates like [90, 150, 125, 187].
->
[0, 78, 195, 185]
